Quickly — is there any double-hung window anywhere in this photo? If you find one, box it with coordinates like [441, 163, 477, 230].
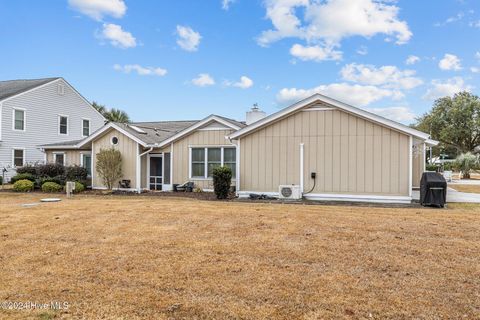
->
[190, 147, 236, 179]
[54, 153, 65, 166]
[59, 116, 68, 135]
[13, 109, 25, 131]
[82, 119, 90, 137]
[13, 149, 24, 167]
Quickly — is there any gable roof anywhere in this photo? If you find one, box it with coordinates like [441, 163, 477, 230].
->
[228, 93, 432, 141]
[40, 115, 244, 149]
[0, 77, 60, 101]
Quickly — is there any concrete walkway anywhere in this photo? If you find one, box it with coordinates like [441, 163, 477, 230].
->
[412, 186, 480, 203]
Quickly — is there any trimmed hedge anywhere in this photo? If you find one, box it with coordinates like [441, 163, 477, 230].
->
[65, 166, 88, 183]
[16, 164, 37, 176]
[212, 166, 232, 199]
[11, 173, 35, 184]
[42, 182, 63, 193]
[13, 179, 34, 192]
[37, 163, 65, 178]
[73, 181, 85, 193]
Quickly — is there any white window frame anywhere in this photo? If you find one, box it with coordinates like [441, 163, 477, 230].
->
[80, 152, 92, 177]
[58, 115, 69, 135]
[53, 152, 66, 166]
[12, 148, 25, 167]
[57, 83, 65, 95]
[189, 146, 236, 180]
[82, 118, 90, 137]
[111, 136, 119, 145]
[12, 107, 26, 132]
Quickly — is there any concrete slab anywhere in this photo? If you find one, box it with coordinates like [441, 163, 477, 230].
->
[412, 188, 480, 203]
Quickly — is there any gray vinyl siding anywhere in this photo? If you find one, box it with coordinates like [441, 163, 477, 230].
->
[0, 79, 104, 181]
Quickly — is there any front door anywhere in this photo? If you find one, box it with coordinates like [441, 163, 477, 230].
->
[149, 156, 163, 190]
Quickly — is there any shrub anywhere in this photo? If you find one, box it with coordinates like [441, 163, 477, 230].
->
[11, 173, 35, 184]
[73, 181, 85, 193]
[455, 152, 478, 179]
[39, 175, 66, 186]
[37, 163, 64, 178]
[212, 166, 232, 199]
[42, 182, 62, 193]
[13, 179, 34, 192]
[16, 164, 38, 176]
[426, 164, 438, 172]
[96, 148, 123, 190]
[65, 165, 88, 182]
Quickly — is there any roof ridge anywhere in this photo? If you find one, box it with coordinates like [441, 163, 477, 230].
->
[0, 77, 60, 83]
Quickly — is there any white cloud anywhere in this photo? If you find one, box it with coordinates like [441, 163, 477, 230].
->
[471, 20, 480, 28]
[68, 0, 126, 20]
[222, 0, 235, 10]
[471, 67, 480, 73]
[225, 76, 254, 89]
[438, 53, 462, 71]
[423, 77, 472, 100]
[100, 23, 136, 48]
[192, 73, 215, 87]
[176, 25, 201, 52]
[257, 0, 412, 47]
[113, 64, 167, 76]
[340, 63, 423, 89]
[290, 43, 342, 61]
[277, 82, 403, 107]
[476, 51, 480, 60]
[356, 46, 368, 56]
[405, 55, 420, 65]
[366, 106, 417, 123]
[434, 12, 465, 27]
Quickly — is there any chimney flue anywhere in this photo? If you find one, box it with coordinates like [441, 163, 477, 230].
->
[246, 103, 267, 125]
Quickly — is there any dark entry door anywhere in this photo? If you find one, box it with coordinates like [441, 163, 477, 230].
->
[149, 156, 162, 190]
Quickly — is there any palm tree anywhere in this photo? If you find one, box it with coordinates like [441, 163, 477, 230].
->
[106, 108, 131, 123]
[91, 102, 131, 123]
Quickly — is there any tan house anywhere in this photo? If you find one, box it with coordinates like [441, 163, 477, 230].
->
[40, 94, 437, 203]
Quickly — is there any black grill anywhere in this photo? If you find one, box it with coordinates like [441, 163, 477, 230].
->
[420, 172, 447, 207]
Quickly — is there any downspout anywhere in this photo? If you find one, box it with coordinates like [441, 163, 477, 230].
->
[227, 137, 240, 195]
[137, 146, 153, 193]
[300, 143, 304, 194]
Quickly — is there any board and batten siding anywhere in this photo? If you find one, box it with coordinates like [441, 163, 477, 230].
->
[45, 149, 88, 166]
[172, 129, 235, 190]
[92, 128, 138, 189]
[240, 108, 411, 196]
[0, 79, 104, 180]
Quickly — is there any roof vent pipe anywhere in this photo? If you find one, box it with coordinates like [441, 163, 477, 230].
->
[246, 103, 267, 125]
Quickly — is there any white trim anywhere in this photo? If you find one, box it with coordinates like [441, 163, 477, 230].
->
[229, 93, 430, 140]
[170, 142, 174, 185]
[58, 114, 69, 135]
[12, 107, 26, 132]
[52, 152, 66, 165]
[79, 152, 92, 177]
[77, 122, 148, 148]
[188, 147, 192, 179]
[300, 143, 304, 193]
[408, 136, 413, 198]
[189, 146, 236, 179]
[302, 107, 334, 111]
[146, 152, 163, 191]
[81, 118, 91, 137]
[12, 148, 26, 167]
[110, 135, 119, 146]
[425, 138, 439, 146]
[198, 127, 233, 131]
[237, 191, 412, 204]
[0, 102, 2, 140]
[237, 138, 240, 192]
[136, 144, 141, 193]
[155, 115, 241, 148]
[422, 143, 426, 173]
[91, 140, 95, 188]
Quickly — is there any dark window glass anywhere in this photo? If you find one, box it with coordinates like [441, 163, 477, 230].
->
[207, 148, 221, 177]
[191, 148, 205, 177]
[13, 149, 24, 167]
[14, 110, 24, 130]
[82, 119, 90, 136]
[59, 116, 68, 134]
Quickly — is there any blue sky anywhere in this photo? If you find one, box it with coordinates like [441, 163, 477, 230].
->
[0, 0, 479, 124]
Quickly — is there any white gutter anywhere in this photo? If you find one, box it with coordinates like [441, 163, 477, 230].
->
[300, 143, 304, 194]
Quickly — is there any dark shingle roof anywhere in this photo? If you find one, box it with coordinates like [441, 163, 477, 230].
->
[0, 78, 60, 101]
[118, 121, 199, 145]
[40, 139, 85, 148]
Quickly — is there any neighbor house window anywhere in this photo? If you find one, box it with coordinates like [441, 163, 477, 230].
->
[190, 147, 236, 179]
[82, 119, 90, 137]
[59, 116, 68, 135]
[54, 153, 65, 166]
[13, 149, 24, 167]
[191, 148, 205, 178]
[81, 153, 92, 176]
[13, 109, 25, 131]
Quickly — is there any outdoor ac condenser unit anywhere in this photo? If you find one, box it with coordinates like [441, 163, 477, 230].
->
[278, 185, 302, 200]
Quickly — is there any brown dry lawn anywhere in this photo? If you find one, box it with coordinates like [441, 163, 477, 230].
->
[0, 193, 479, 320]
[451, 184, 480, 194]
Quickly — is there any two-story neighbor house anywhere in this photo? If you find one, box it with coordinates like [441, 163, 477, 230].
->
[0, 77, 105, 181]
